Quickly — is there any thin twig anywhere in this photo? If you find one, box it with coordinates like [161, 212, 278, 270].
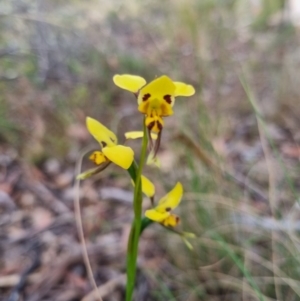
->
[74, 146, 103, 301]
[81, 274, 126, 301]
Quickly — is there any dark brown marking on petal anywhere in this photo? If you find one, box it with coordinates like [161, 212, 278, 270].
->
[157, 121, 163, 132]
[164, 94, 172, 104]
[147, 121, 155, 131]
[110, 137, 115, 143]
[150, 196, 155, 207]
[165, 207, 171, 212]
[153, 130, 162, 157]
[101, 141, 107, 147]
[147, 127, 154, 150]
[142, 93, 151, 101]
[176, 216, 180, 223]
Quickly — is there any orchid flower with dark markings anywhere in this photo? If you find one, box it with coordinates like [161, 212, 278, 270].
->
[145, 182, 183, 227]
[85, 117, 134, 169]
[113, 74, 195, 156]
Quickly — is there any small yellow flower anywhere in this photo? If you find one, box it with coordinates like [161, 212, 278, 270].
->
[113, 74, 195, 155]
[86, 117, 134, 169]
[145, 182, 183, 227]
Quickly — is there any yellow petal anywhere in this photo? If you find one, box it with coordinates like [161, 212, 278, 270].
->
[102, 145, 134, 169]
[86, 117, 117, 147]
[173, 81, 195, 97]
[162, 214, 180, 227]
[113, 74, 146, 93]
[125, 131, 158, 140]
[138, 98, 174, 117]
[156, 182, 183, 213]
[132, 175, 155, 197]
[145, 209, 170, 222]
[89, 151, 107, 165]
[137, 75, 176, 106]
[145, 114, 164, 133]
[125, 131, 144, 139]
[141, 175, 155, 197]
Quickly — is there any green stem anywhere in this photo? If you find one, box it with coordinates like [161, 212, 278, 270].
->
[140, 217, 153, 235]
[126, 119, 148, 301]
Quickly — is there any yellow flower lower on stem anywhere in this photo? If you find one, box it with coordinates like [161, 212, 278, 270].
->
[86, 117, 134, 169]
[113, 74, 195, 156]
[145, 182, 183, 227]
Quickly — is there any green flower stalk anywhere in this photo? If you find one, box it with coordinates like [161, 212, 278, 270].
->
[125, 119, 148, 301]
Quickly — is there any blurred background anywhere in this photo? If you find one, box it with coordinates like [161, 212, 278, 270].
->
[1, 0, 300, 300]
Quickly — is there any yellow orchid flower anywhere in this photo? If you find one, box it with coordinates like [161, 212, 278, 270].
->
[113, 74, 195, 155]
[86, 117, 134, 170]
[145, 182, 183, 227]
